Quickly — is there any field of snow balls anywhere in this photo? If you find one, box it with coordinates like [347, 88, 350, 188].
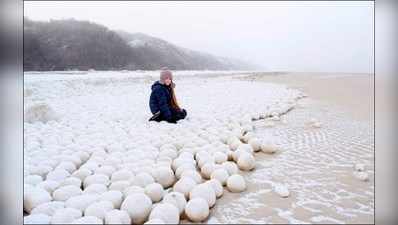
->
[23, 72, 306, 224]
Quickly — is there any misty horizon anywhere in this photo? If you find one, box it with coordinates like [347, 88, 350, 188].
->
[24, 1, 374, 73]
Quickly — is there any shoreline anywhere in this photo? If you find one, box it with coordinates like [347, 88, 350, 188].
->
[236, 72, 374, 123]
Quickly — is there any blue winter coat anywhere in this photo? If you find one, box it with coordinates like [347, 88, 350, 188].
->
[149, 81, 173, 121]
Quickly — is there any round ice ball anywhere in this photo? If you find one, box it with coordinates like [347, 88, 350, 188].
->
[152, 167, 175, 188]
[237, 152, 255, 171]
[148, 203, 180, 224]
[189, 184, 216, 208]
[226, 174, 246, 193]
[173, 177, 197, 199]
[104, 209, 131, 224]
[184, 198, 209, 222]
[210, 168, 229, 186]
[120, 193, 152, 224]
[205, 179, 223, 198]
[162, 192, 187, 215]
[144, 183, 164, 203]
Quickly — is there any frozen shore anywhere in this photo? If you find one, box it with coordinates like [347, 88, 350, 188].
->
[23, 71, 374, 224]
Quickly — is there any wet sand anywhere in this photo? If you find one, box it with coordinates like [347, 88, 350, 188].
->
[209, 72, 374, 224]
[238, 72, 374, 122]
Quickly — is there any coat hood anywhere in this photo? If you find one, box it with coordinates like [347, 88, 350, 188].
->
[151, 81, 165, 91]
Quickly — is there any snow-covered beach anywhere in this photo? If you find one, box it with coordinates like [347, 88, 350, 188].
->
[23, 71, 374, 224]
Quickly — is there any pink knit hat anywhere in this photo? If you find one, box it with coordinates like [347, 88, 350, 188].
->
[160, 68, 173, 84]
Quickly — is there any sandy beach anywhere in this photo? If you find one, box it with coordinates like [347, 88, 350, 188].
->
[23, 71, 374, 224]
[208, 72, 374, 224]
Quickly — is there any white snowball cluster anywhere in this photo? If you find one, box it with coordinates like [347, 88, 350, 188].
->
[24, 187, 52, 213]
[24, 102, 58, 123]
[51, 207, 82, 224]
[84, 200, 114, 220]
[23, 75, 301, 223]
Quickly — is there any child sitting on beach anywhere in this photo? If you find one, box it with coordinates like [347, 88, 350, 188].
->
[149, 68, 187, 123]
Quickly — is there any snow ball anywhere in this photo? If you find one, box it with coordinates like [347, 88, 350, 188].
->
[162, 192, 187, 215]
[172, 157, 195, 171]
[173, 177, 197, 199]
[200, 163, 217, 179]
[24, 187, 52, 213]
[53, 185, 83, 201]
[241, 132, 255, 143]
[205, 179, 223, 198]
[111, 169, 134, 182]
[229, 140, 241, 151]
[221, 162, 238, 175]
[96, 166, 117, 178]
[134, 172, 155, 188]
[185, 198, 209, 222]
[145, 218, 165, 224]
[158, 148, 178, 160]
[65, 194, 99, 212]
[25, 175, 43, 186]
[24, 102, 58, 123]
[83, 174, 109, 188]
[71, 216, 103, 224]
[145, 183, 164, 203]
[179, 152, 194, 160]
[260, 141, 279, 154]
[29, 165, 53, 178]
[354, 163, 366, 172]
[84, 200, 114, 220]
[210, 168, 229, 186]
[175, 163, 196, 179]
[120, 193, 152, 224]
[213, 152, 228, 164]
[46, 169, 71, 182]
[56, 161, 77, 173]
[123, 186, 145, 198]
[263, 121, 275, 127]
[273, 184, 290, 198]
[109, 181, 130, 192]
[354, 171, 369, 181]
[180, 170, 203, 184]
[148, 203, 180, 224]
[237, 143, 254, 154]
[104, 209, 131, 224]
[72, 168, 93, 182]
[24, 213, 51, 224]
[237, 152, 256, 171]
[189, 184, 216, 208]
[248, 138, 262, 152]
[31, 201, 65, 216]
[99, 190, 123, 209]
[59, 177, 82, 188]
[51, 207, 82, 224]
[83, 183, 108, 195]
[226, 174, 246, 193]
[75, 151, 90, 163]
[152, 167, 175, 188]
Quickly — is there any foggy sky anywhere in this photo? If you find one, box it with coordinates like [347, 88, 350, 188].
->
[24, 1, 374, 73]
